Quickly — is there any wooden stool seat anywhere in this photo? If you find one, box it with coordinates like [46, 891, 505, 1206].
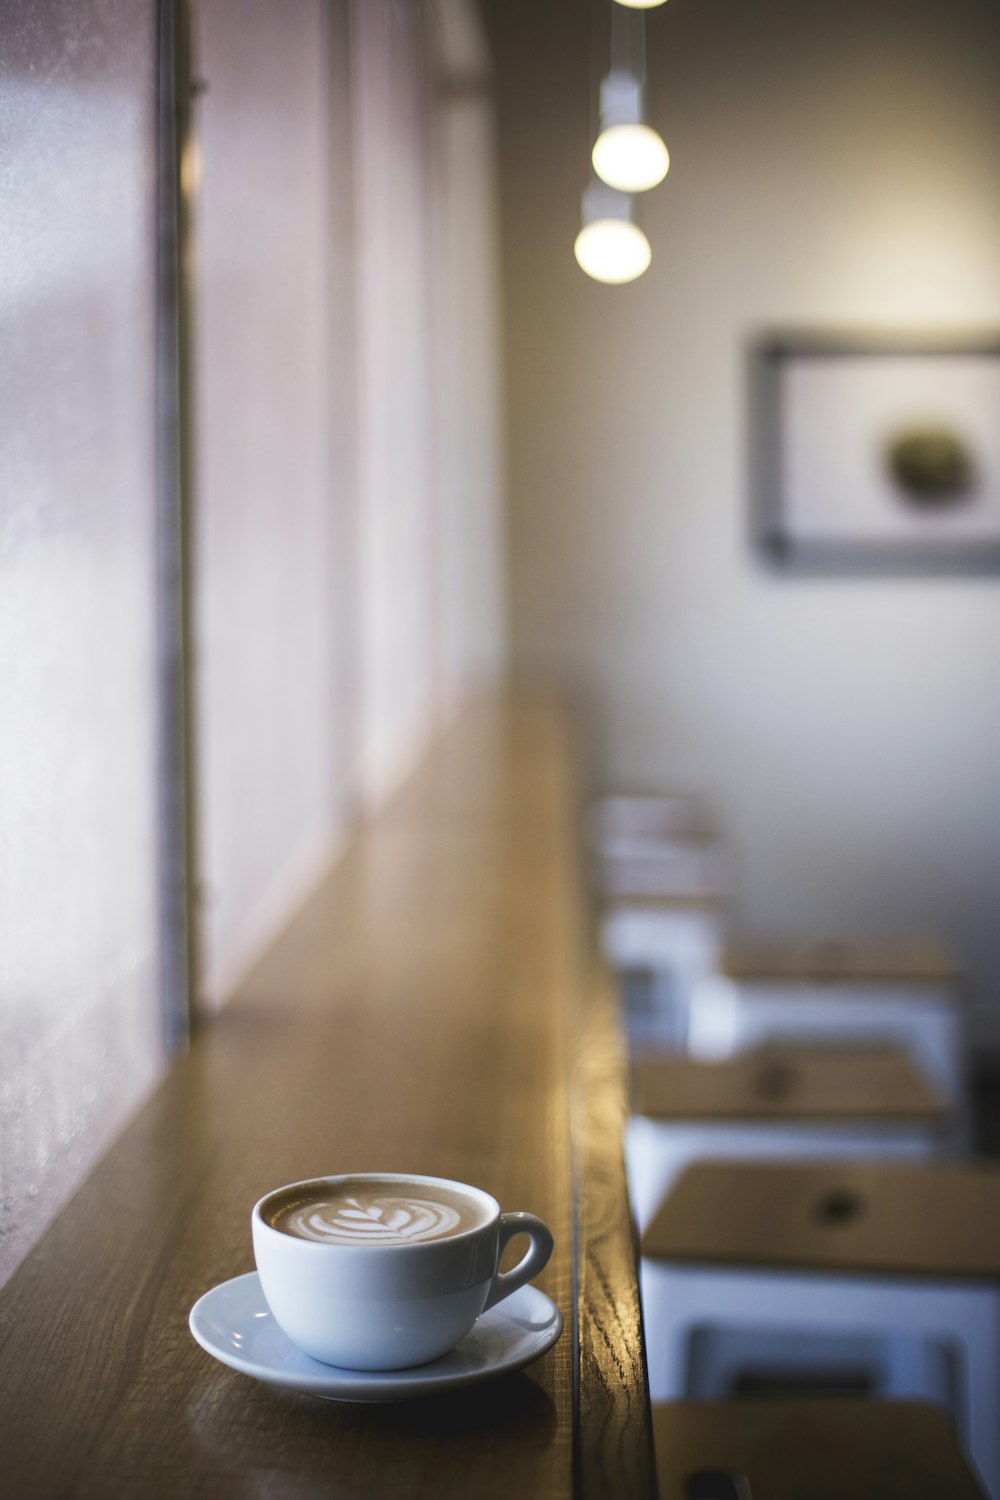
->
[652, 1399, 987, 1499]
[632, 1046, 947, 1126]
[642, 1160, 1000, 1280]
[606, 891, 730, 915]
[720, 936, 962, 990]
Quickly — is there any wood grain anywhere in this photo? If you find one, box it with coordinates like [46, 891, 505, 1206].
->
[652, 1400, 987, 1499]
[643, 1159, 1000, 1281]
[0, 693, 650, 1497]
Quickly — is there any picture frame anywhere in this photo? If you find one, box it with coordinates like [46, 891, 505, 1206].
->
[750, 330, 1000, 574]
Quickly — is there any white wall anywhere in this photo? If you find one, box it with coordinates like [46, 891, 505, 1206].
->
[427, 0, 508, 722]
[195, 0, 507, 992]
[352, 0, 507, 804]
[353, 0, 439, 804]
[194, 0, 342, 1005]
[486, 0, 1000, 1045]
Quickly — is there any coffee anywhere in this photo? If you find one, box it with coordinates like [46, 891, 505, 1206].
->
[264, 1175, 488, 1247]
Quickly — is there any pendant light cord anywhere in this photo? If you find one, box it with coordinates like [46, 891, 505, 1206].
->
[610, 3, 646, 86]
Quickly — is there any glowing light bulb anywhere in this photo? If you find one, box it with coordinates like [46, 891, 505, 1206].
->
[613, 0, 669, 8]
[574, 218, 651, 284]
[592, 123, 669, 192]
[593, 71, 668, 194]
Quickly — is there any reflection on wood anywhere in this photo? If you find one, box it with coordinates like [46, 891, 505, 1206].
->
[576, 962, 657, 1499]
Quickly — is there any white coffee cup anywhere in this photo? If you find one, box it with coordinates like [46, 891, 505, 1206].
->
[252, 1172, 554, 1370]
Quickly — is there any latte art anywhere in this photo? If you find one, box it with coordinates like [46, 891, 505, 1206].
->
[284, 1194, 462, 1246]
[265, 1176, 489, 1247]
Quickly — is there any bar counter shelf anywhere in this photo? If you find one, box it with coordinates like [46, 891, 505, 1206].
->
[0, 693, 655, 1500]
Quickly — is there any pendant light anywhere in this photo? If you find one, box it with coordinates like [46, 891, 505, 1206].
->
[592, 70, 669, 193]
[574, 181, 651, 284]
[613, 0, 669, 9]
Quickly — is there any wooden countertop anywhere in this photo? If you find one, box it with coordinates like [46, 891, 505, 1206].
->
[632, 1046, 947, 1125]
[0, 694, 654, 1498]
[642, 1159, 1000, 1281]
[652, 1400, 987, 1499]
[720, 936, 961, 987]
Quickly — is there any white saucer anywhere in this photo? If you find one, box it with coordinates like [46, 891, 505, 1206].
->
[189, 1272, 563, 1402]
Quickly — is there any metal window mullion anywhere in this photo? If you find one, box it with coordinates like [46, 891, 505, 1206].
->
[155, 0, 199, 1053]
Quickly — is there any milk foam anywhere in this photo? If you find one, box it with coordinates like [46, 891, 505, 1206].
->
[280, 1193, 464, 1246]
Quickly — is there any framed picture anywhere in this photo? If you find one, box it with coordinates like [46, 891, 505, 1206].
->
[750, 330, 1000, 573]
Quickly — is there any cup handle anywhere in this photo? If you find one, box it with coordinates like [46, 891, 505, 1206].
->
[482, 1211, 554, 1311]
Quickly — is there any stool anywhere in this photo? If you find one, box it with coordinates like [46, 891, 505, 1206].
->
[652, 1399, 987, 1499]
[598, 847, 728, 903]
[688, 937, 965, 1111]
[588, 792, 729, 907]
[626, 1046, 948, 1232]
[602, 895, 728, 1050]
[641, 1160, 1000, 1497]
[588, 792, 720, 852]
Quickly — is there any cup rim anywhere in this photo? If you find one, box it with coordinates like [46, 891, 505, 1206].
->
[252, 1172, 502, 1252]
